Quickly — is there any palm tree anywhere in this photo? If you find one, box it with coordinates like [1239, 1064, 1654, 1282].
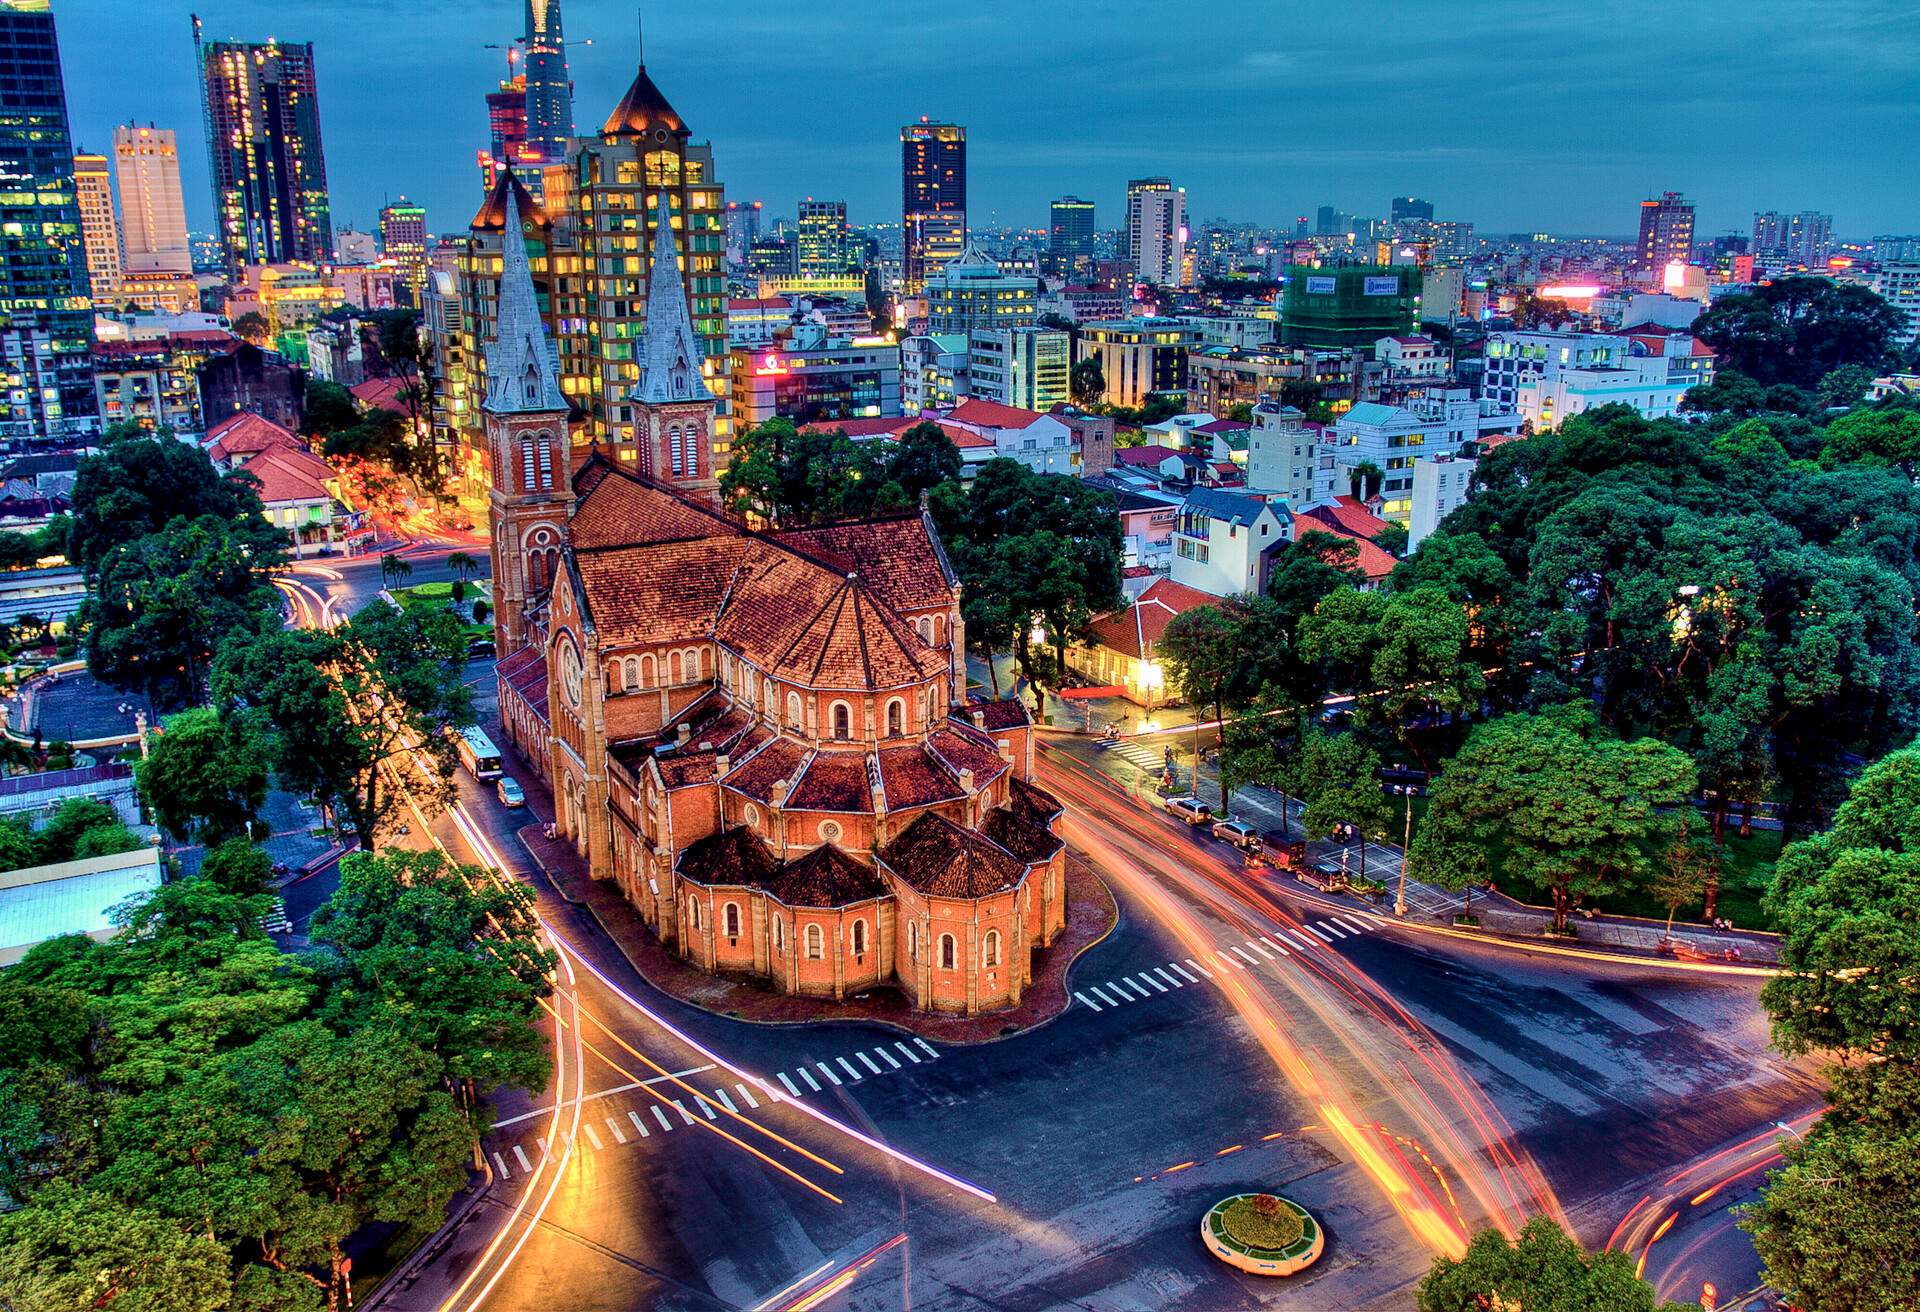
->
[446, 551, 478, 583]
[380, 552, 412, 591]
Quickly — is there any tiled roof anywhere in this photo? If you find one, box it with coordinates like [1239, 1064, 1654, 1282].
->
[1301, 495, 1389, 541]
[1351, 537, 1398, 582]
[1181, 486, 1271, 527]
[876, 744, 963, 809]
[980, 807, 1063, 864]
[569, 455, 742, 550]
[787, 750, 874, 813]
[677, 826, 778, 889]
[879, 811, 1027, 897]
[925, 724, 1008, 786]
[1194, 418, 1251, 435]
[797, 416, 916, 438]
[721, 736, 810, 806]
[658, 755, 718, 788]
[949, 398, 1044, 431]
[498, 646, 550, 725]
[760, 843, 888, 907]
[1114, 444, 1183, 467]
[205, 412, 300, 462]
[965, 696, 1031, 732]
[351, 376, 409, 414]
[239, 448, 332, 505]
[1009, 777, 1064, 825]
[1083, 576, 1217, 659]
[771, 515, 957, 612]
[602, 63, 687, 136]
[470, 172, 547, 232]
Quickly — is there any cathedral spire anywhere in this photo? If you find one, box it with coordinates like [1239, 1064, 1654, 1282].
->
[485, 186, 567, 416]
[631, 191, 706, 406]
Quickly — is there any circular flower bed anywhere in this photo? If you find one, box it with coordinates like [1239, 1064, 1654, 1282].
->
[1200, 1193, 1323, 1276]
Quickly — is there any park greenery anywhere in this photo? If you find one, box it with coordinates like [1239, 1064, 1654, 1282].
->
[0, 847, 552, 1310]
[1419, 1217, 1694, 1312]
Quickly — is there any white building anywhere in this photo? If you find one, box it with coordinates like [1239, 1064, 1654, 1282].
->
[1875, 265, 1920, 347]
[1407, 452, 1477, 551]
[112, 125, 192, 275]
[901, 333, 970, 412]
[1482, 330, 1627, 411]
[1506, 330, 1714, 432]
[1174, 314, 1279, 350]
[1170, 486, 1291, 597]
[1323, 390, 1521, 521]
[969, 326, 1069, 412]
[940, 398, 1076, 475]
[1245, 403, 1325, 508]
[1375, 334, 1447, 378]
[1126, 178, 1188, 287]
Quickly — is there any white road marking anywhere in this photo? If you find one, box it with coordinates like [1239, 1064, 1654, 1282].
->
[711, 1088, 737, 1113]
[1315, 921, 1348, 940]
[492, 1063, 720, 1127]
[798, 1067, 823, 1092]
[873, 1047, 901, 1070]
[650, 1105, 673, 1132]
[1285, 929, 1318, 951]
[628, 1111, 650, 1138]
[696, 1097, 717, 1120]
[1186, 957, 1214, 979]
[1306, 924, 1336, 943]
[1170, 961, 1201, 983]
[895, 1041, 923, 1064]
[1230, 945, 1261, 965]
[780, 1072, 803, 1096]
[493, 1152, 510, 1180]
[1246, 938, 1277, 959]
[668, 1100, 696, 1125]
[1103, 979, 1138, 1001]
[607, 1117, 627, 1144]
[512, 1145, 532, 1171]
[817, 1062, 844, 1087]
[857, 1051, 883, 1075]
[736, 1082, 760, 1108]
[582, 1123, 603, 1150]
[1152, 966, 1183, 988]
[1135, 972, 1169, 993]
[1090, 983, 1124, 1006]
[1218, 951, 1249, 970]
[1336, 915, 1374, 934]
[1260, 936, 1291, 956]
[836, 1057, 864, 1082]
[1075, 990, 1103, 1011]
[914, 1038, 939, 1058]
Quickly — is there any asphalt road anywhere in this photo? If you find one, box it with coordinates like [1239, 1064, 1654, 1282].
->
[286, 546, 1819, 1311]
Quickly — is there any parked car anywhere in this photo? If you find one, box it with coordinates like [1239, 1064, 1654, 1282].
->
[468, 636, 495, 659]
[1164, 795, 1211, 825]
[496, 776, 526, 808]
[1297, 860, 1351, 893]
[1211, 818, 1262, 852]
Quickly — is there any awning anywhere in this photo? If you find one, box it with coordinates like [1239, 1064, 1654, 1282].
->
[1057, 685, 1126, 699]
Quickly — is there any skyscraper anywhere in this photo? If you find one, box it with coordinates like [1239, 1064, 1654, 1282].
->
[521, 0, 573, 165]
[1390, 196, 1434, 224]
[380, 197, 428, 300]
[1125, 178, 1187, 287]
[0, 0, 95, 441]
[72, 151, 121, 303]
[901, 118, 965, 293]
[113, 125, 192, 274]
[725, 200, 762, 267]
[1751, 211, 1833, 267]
[1049, 196, 1095, 270]
[195, 22, 334, 268]
[1633, 191, 1695, 282]
[796, 199, 851, 279]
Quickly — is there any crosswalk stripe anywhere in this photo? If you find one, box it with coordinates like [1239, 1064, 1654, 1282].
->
[1152, 966, 1183, 988]
[1090, 983, 1124, 1006]
[712, 1088, 737, 1113]
[1220, 951, 1249, 970]
[1136, 972, 1169, 993]
[817, 1062, 844, 1087]
[873, 1046, 901, 1070]
[1246, 938, 1276, 959]
[780, 1072, 802, 1096]
[1231, 945, 1261, 965]
[651, 1105, 673, 1132]
[1285, 929, 1318, 951]
[629, 1111, 650, 1138]
[1316, 921, 1349, 939]
[1261, 936, 1291, 956]
[1170, 961, 1201, 983]
[857, 1051, 883, 1075]
[1306, 924, 1336, 943]
[671, 1100, 699, 1125]
[1075, 990, 1103, 1012]
[607, 1117, 627, 1144]
[1186, 957, 1214, 979]
[736, 1083, 760, 1109]
[493, 1151, 510, 1180]
[836, 1057, 863, 1082]
[513, 1145, 532, 1171]
[799, 1066, 823, 1092]
[1107, 979, 1140, 1000]
[895, 1041, 923, 1064]
[697, 1097, 718, 1120]
[1336, 915, 1374, 934]
[583, 1123, 603, 1149]
[914, 1038, 939, 1059]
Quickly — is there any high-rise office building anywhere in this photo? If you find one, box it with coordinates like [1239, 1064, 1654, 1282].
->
[113, 125, 192, 274]
[195, 22, 333, 268]
[72, 151, 121, 303]
[484, 73, 527, 181]
[725, 200, 762, 267]
[796, 199, 851, 279]
[1316, 205, 1354, 237]
[1633, 191, 1695, 282]
[521, 0, 572, 165]
[1049, 196, 1095, 269]
[0, 0, 95, 441]
[1390, 196, 1434, 224]
[381, 197, 429, 301]
[901, 118, 965, 293]
[1751, 211, 1833, 267]
[1125, 178, 1187, 287]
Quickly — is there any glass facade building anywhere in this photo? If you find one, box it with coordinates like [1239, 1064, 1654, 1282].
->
[901, 119, 965, 293]
[196, 27, 333, 268]
[0, 0, 95, 441]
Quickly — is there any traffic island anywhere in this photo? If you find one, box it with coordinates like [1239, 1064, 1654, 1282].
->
[1200, 1194, 1324, 1277]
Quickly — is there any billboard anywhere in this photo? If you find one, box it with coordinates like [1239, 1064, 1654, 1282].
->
[1305, 276, 1337, 295]
[1363, 276, 1401, 296]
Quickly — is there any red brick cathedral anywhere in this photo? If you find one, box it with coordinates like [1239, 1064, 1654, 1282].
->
[485, 189, 1067, 1015]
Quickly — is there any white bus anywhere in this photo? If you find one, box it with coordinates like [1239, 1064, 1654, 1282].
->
[454, 725, 503, 780]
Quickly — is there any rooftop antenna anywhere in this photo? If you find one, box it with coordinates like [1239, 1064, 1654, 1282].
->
[636, 6, 644, 61]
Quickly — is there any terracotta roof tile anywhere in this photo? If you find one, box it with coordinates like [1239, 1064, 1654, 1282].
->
[925, 725, 1009, 786]
[659, 755, 717, 788]
[787, 750, 874, 813]
[1302, 496, 1390, 541]
[771, 516, 957, 613]
[569, 457, 742, 551]
[238, 448, 332, 505]
[876, 744, 962, 809]
[980, 807, 1063, 864]
[965, 697, 1030, 732]
[206, 412, 301, 462]
[721, 736, 810, 806]
[350, 376, 409, 414]
[949, 398, 1044, 430]
[879, 811, 1027, 897]
[1010, 777, 1064, 825]
[758, 843, 888, 907]
[677, 826, 778, 888]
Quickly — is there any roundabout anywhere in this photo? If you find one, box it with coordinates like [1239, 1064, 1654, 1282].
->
[1200, 1193, 1324, 1276]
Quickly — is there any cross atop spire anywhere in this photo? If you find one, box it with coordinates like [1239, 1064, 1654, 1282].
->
[484, 186, 568, 416]
[631, 191, 707, 407]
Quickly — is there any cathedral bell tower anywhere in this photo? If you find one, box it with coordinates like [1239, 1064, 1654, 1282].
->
[630, 190, 720, 500]
[483, 185, 573, 656]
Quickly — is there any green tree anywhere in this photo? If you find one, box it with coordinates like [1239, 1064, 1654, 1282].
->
[231, 311, 269, 344]
[1693, 275, 1901, 388]
[200, 836, 276, 897]
[1816, 362, 1878, 410]
[301, 378, 360, 437]
[1346, 460, 1385, 501]
[1266, 529, 1366, 633]
[1821, 406, 1920, 479]
[1409, 704, 1695, 932]
[1648, 818, 1713, 936]
[1070, 356, 1105, 407]
[0, 1180, 234, 1312]
[136, 707, 269, 843]
[1419, 1216, 1694, 1312]
[69, 433, 283, 577]
[36, 797, 142, 864]
[380, 551, 413, 591]
[445, 550, 480, 584]
[1296, 728, 1392, 874]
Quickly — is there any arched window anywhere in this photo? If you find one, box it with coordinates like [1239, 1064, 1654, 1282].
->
[698, 647, 711, 678]
[685, 897, 699, 932]
[772, 916, 784, 952]
[885, 698, 905, 738]
[851, 919, 867, 956]
[669, 651, 684, 684]
[983, 930, 1001, 968]
[669, 425, 684, 476]
[786, 691, 803, 726]
[831, 702, 852, 741]
[939, 934, 957, 971]
[723, 902, 740, 938]
[621, 658, 640, 690]
[917, 616, 933, 644]
[805, 924, 825, 960]
[934, 614, 945, 645]
[640, 653, 656, 686]
[907, 921, 918, 962]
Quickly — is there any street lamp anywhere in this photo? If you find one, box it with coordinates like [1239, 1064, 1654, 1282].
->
[1391, 783, 1416, 917]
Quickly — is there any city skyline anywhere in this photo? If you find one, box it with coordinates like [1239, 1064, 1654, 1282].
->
[55, 0, 1918, 245]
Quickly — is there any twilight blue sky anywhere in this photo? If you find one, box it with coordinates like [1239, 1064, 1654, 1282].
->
[55, 0, 1920, 243]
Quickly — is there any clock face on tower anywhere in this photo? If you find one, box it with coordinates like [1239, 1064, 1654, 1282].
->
[558, 637, 584, 708]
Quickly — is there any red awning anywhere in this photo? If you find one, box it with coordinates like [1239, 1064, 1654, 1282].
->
[1057, 685, 1125, 699]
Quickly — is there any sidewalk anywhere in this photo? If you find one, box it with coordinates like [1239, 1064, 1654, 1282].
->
[1041, 734, 1781, 968]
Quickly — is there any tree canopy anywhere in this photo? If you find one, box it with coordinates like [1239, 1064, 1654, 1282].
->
[1420, 1217, 1695, 1312]
[719, 418, 961, 526]
[1692, 275, 1901, 389]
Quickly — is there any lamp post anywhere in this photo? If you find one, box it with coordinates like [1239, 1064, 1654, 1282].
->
[1392, 783, 1415, 917]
